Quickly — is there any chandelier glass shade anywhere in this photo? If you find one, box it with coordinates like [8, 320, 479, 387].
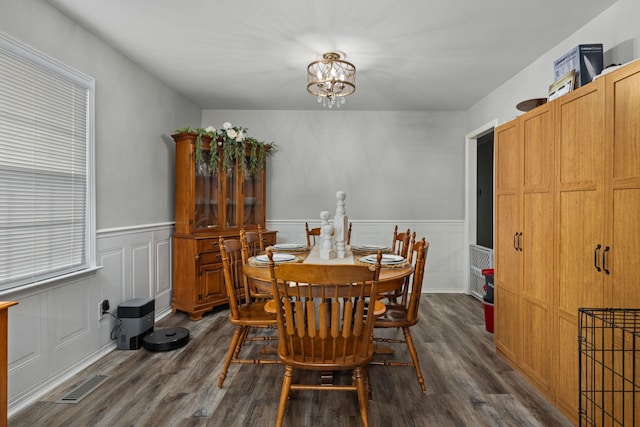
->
[307, 52, 356, 109]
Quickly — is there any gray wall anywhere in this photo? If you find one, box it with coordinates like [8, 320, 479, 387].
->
[0, 0, 202, 230]
[202, 110, 467, 221]
[0, 0, 200, 414]
[467, 0, 640, 133]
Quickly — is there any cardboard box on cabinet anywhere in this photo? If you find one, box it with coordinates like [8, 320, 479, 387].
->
[554, 44, 603, 87]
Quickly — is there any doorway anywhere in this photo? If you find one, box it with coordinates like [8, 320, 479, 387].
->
[476, 131, 494, 249]
[465, 120, 497, 298]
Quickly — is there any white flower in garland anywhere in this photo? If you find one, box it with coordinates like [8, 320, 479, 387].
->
[226, 128, 238, 139]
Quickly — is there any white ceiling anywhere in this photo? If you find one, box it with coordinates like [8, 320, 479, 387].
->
[47, 0, 616, 111]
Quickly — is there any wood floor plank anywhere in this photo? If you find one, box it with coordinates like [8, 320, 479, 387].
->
[9, 294, 572, 426]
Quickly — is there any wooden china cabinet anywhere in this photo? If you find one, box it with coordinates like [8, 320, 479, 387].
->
[171, 132, 276, 320]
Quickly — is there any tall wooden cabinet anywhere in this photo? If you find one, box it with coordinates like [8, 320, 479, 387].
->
[495, 60, 640, 423]
[554, 71, 606, 419]
[494, 119, 521, 365]
[494, 102, 555, 399]
[556, 60, 640, 420]
[171, 132, 276, 320]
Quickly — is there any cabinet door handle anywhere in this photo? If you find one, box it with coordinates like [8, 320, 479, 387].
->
[602, 246, 610, 275]
[514, 232, 519, 251]
[211, 242, 219, 248]
[594, 244, 602, 272]
[216, 254, 222, 260]
[518, 232, 523, 251]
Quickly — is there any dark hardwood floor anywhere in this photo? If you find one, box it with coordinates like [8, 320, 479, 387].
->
[9, 294, 572, 426]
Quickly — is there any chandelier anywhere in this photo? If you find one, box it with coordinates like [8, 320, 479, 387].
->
[307, 52, 356, 109]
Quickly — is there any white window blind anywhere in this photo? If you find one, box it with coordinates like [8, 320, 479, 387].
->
[0, 35, 95, 291]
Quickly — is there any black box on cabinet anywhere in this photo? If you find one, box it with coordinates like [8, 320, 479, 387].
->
[554, 44, 603, 87]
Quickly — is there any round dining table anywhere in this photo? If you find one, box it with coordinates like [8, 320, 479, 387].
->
[243, 245, 413, 296]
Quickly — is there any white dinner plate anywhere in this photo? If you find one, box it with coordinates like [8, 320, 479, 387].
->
[271, 243, 306, 250]
[254, 253, 296, 263]
[360, 254, 404, 264]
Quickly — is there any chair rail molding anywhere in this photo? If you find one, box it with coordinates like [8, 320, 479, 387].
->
[7, 222, 174, 417]
[266, 219, 465, 293]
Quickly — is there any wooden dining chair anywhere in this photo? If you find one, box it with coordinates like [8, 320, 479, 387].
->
[242, 225, 265, 255]
[381, 231, 416, 304]
[404, 231, 417, 263]
[391, 225, 411, 258]
[371, 237, 430, 393]
[267, 250, 382, 427]
[240, 229, 271, 300]
[217, 237, 279, 388]
[305, 222, 321, 247]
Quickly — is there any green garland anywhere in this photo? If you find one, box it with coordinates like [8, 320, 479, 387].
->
[174, 125, 276, 176]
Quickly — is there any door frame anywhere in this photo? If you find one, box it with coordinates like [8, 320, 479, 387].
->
[464, 119, 497, 293]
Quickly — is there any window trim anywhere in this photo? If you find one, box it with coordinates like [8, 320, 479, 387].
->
[0, 32, 96, 292]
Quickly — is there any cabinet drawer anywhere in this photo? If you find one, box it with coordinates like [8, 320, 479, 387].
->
[198, 238, 221, 254]
[262, 231, 277, 246]
[199, 251, 222, 265]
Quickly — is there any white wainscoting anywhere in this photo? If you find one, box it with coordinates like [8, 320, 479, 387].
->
[5, 219, 465, 416]
[266, 219, 466, 293]
[6, 223, 174, 417]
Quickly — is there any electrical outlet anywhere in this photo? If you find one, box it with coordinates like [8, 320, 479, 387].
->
[99, 299, 110, 320]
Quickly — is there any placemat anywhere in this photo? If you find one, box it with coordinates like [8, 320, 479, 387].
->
[354, 257, 410, 269]
[351, 248, 393, 255]
[248, 255, 301, 267]
[266, 245, 310, 253]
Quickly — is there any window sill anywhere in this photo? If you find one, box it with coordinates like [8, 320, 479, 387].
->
[0, 266, 103, 298]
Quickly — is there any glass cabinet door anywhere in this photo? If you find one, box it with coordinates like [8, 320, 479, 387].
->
[242, 166, 264, 226]
[194, 150, 220, 230]
[225, 160, 238, 228]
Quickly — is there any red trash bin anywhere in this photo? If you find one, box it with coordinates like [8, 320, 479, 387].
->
[481, 268, 494, 303]
[483, 301, 494, 333]
[481, 268, 494, 333]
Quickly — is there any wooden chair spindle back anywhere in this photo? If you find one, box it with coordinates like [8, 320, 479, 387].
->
[305, 222, 321, 247]
[219, 237, 250, 320]
[391, 225, 411, 258]
[406, 239, 428, 323]
[268, 253, 382, 366]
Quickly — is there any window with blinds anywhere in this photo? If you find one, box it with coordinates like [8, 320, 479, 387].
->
[0, 34, 95, 292]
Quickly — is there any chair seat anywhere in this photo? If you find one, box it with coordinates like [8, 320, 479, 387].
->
[374, 303, 417, 327]
[229, 302, 277, 326]
[373, 300, 386, 316]
[263, 299, 276, 314]
[280, 335, 373, 371]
